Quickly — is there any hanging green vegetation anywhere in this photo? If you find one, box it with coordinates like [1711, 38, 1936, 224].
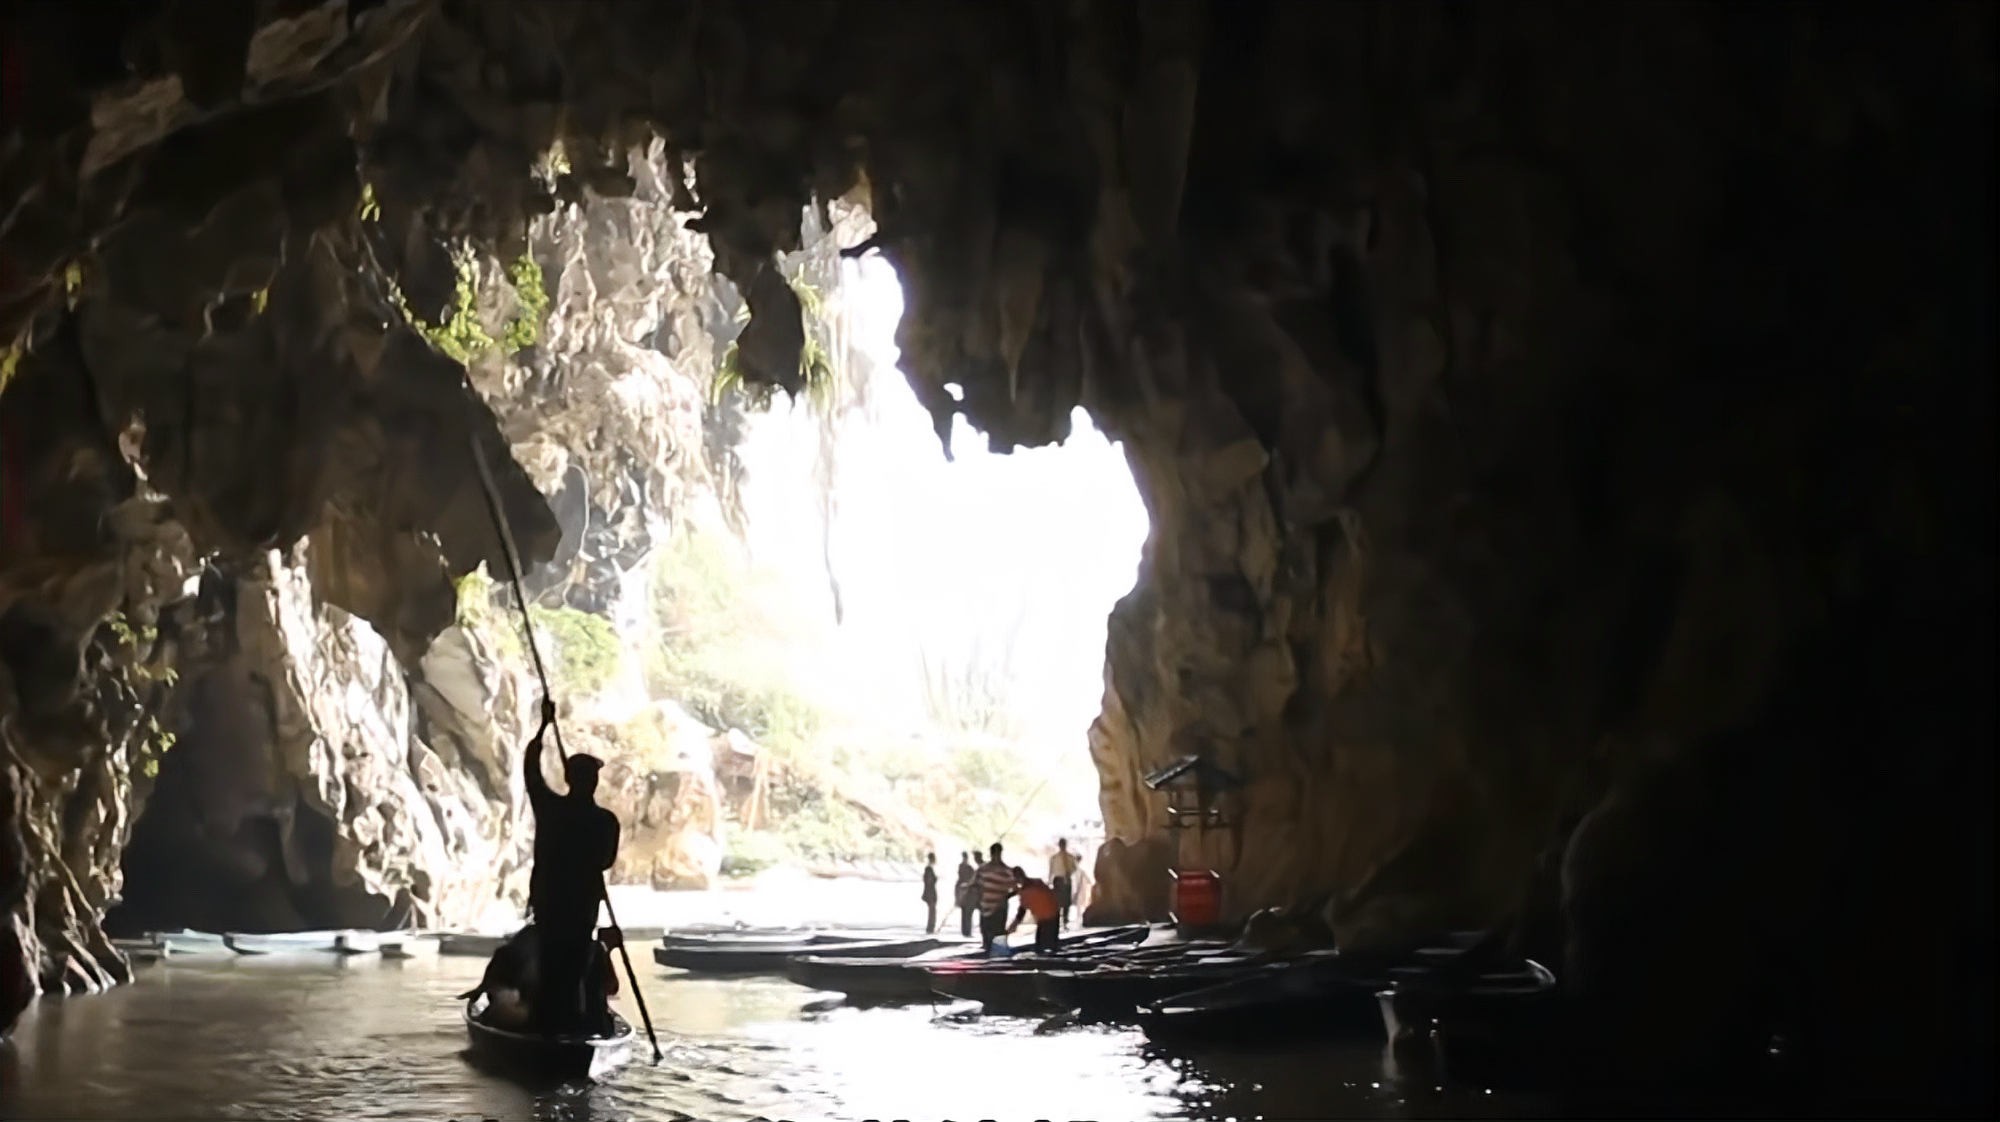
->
[501, 256, 550, 353]
[393, 248, 550, 366]
[0, 341, 21, 400]
[707, 278, 838, 412]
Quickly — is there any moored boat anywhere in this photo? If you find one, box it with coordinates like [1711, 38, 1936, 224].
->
[224, 930, 382, 956]
[380, 932, 439, 959]
[462, 994, 635, 1084]
[438, 932, 509, 958]
[785, 946, 984, 1002]
[655, 935, 946, 975]
[921, 960, 1058, 1014]
[1380, 959, 1564, 1089]
[1137, 954, 1388, 1045]
[153, 930, 234, 956]
[1038, 956, 1267, 1019]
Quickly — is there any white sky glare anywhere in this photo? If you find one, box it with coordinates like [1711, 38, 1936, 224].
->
[733, 255, 1150, 760]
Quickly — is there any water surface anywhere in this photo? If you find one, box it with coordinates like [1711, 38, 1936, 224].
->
[3, 953, 1544, 1121]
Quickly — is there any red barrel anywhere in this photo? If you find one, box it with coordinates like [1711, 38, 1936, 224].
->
[1170, 868, 1222, 927]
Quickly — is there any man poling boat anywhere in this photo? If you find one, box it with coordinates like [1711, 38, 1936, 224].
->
[460, 428, 662, 1077]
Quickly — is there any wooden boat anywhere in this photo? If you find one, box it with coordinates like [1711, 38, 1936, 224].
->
[655, 935, 945, 975]
[1037, 956, 1267, 1019]
[462, 993, 635, 1084]
[1379, 959, 1564, 1089]
[917, 926, 1157, 1014]
[922, 961, 1058, 1014]
[1137, 954, 1389, 1045]
[224, 930, 382, 956]
[379, 932, 439, 960]
[438, 933, 509, 958]
[656, 930, 880, 949]
[152, 930, 234, 956]
[785, 946, 984, 1002]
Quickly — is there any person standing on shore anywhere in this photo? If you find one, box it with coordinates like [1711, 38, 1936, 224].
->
[921, 852, 940, 934]
[954, 852, 976, 938]
[975, 842, 1019, 955]
[1048, 838, 1080, 930]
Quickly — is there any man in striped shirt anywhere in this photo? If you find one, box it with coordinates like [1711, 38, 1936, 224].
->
[975, 842, 1019, 955]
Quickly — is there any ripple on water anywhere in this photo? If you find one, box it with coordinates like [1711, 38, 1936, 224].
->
[3, 954, 1550, 1121]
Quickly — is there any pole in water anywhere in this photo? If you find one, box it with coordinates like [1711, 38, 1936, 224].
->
[468, 429, 664, 1062]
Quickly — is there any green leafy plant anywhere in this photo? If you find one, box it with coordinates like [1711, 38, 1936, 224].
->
[137, 716, 177, 779]
[395, 249, 549, 365]
[0, 341, 21, 399]
[501, 255, 549, 353]
[719, 828, 792, 877]
[529, 604, 622, 698]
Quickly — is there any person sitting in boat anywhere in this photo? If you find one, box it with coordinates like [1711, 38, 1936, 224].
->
[460, 924, 541, 1029]
[524, 697, 621, 1035]
[1007, 866, 1063, 954]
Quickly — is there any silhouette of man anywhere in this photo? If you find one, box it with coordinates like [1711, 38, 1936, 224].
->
[921, 852, 940, 933]
[1048, 838, 1079, 930]
[955, 852, 976, 937]
[525, 698, 619, 1034]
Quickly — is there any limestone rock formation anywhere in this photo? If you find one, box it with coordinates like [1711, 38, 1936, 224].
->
[0, 4, 1990, 1109]
[563, 702, 725, 892]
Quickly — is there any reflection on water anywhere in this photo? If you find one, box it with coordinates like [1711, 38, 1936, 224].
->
[2, 955, 1546, 1121]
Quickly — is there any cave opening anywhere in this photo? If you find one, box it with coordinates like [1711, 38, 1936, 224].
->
[476, 186, 1151, 898]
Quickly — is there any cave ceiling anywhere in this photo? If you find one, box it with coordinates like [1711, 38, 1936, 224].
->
[0, 0, 1991, 1039]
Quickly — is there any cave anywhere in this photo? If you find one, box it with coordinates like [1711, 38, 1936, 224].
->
[0, 0, 1993, 1116]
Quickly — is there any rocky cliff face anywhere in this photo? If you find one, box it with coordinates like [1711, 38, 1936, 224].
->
[0, 2, 1990, 1108]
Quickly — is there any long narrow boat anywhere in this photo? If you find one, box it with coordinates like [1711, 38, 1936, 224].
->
[462, 994, 635, 1084]
[656, 930, 880, 950]
[1037, 956, 1269, 1019]
[150, 930, 234, 956]
[785, 946, 985, 1002]
[654, 935, 946, 975]
[1137, 954, 1389, 1045]
[224, 930, 382, 956]
[379, 932, 439, 960]
[1378, 959, 1564, 1088]
[438, 933, 509, 958]
[918, 926, 1157, 1014]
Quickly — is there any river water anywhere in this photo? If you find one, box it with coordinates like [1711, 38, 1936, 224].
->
[1, 950, 1549, 1121]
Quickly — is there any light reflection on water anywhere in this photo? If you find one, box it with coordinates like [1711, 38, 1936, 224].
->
[1, 955, 1544, 1121]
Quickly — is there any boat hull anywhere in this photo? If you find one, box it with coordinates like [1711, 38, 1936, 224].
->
[785, 949, 982, 1002]
[224, 930, 382, 956]
[655, 936, 945, 975]
[1038, 960, 1264, 1019]
[463, 998, 635, 1084]
[1138, 959, 1388, 1045]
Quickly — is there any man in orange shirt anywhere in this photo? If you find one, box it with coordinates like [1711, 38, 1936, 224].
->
[1007, 866, 1062, 954]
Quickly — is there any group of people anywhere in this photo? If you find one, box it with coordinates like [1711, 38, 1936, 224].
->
[919, 839, 1086, 955]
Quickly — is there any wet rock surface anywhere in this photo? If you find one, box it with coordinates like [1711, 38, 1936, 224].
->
[0, 1, 1991, 1110]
